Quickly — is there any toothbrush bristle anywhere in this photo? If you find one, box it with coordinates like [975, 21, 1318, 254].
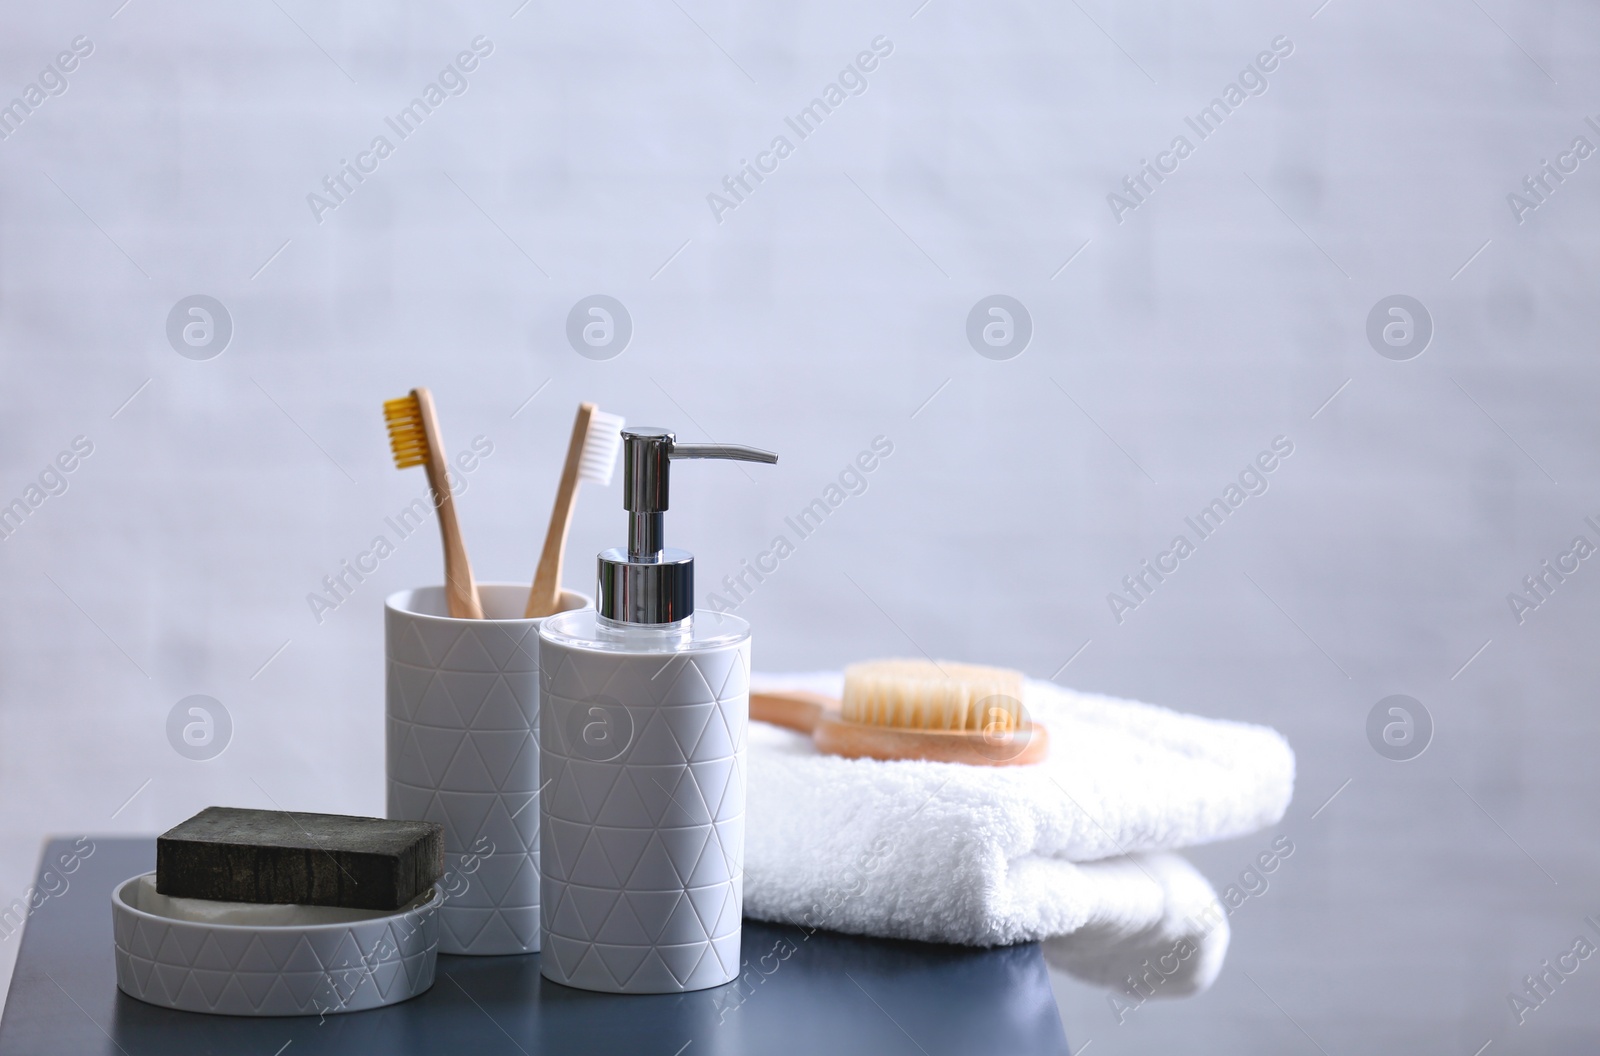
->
[578, 409, 625, 486]
[383, 394, 428, 469]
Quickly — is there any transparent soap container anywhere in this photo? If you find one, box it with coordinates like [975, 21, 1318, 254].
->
[537, 609, 751, 993]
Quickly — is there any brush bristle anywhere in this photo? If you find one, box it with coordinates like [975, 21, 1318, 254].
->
[841, 659, 1026, 732]
[383, 394, 428, 469]
[578, 409, 625, 485]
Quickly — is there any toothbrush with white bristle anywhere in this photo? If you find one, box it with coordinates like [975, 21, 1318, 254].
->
[524, 402, 625, 618]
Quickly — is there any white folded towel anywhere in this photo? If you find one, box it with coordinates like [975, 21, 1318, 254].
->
[743, 674, 1293, 991]
[1037, 853, 1231, 998]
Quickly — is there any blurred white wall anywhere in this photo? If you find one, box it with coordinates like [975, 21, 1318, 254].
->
[1, 1, 1598, 1050]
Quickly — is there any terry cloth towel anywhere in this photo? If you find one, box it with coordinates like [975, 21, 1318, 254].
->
[743, 674, 1293, 992]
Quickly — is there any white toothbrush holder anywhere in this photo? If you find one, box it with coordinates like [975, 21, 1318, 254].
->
[385, 583, 590, 956]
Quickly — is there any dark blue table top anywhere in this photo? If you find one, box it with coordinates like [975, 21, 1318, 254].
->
[0, 838, 1071, 1055]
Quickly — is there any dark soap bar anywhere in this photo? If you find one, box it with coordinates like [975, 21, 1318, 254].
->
[156, 806, 443, 911]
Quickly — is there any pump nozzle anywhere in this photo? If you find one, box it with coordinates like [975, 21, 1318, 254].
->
[601, 428, 778, 624]
[670, 443, 779, 464]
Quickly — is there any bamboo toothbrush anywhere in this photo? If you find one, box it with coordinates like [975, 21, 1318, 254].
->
[383, 387, 484, 619]
[750, 659, 1050, 766]
[524, 402, 626, 618]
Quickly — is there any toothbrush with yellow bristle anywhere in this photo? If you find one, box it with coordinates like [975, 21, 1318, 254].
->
[750, 658, 1049, 766]
[383, 387, 485, 619]
[524, 401, 625, 618]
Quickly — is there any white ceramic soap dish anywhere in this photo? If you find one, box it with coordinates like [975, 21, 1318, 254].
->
[112, 873, 442, 1017]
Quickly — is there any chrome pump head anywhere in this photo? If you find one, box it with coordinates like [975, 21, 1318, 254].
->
[596, 428, 778, 624]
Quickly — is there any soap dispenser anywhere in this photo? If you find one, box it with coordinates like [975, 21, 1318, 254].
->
[538, 427, 776, 993]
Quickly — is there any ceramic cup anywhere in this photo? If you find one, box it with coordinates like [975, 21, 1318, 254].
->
[385, 583, 589, 955]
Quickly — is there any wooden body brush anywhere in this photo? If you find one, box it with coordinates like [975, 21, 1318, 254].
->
[750, 659, 1049, 766]
[383, 387, 483, 619]
[524, 402, 625, 618]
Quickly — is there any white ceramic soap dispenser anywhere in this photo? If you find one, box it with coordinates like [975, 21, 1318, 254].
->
[537, 427, 776, 994]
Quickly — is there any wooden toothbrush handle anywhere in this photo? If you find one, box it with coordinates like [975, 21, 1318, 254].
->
[526, 403, 595, 618]
[749, 689, 835, 734]
[414, 388, 484, 620]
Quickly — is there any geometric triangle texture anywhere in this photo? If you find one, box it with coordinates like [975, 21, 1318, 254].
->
[538, 639, 749, 993]
[386, 600, 547, 955]
[113, 875, 441, 1017]
[434, 850, 540, 955]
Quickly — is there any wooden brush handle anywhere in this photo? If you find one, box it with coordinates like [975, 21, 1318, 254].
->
[814, 712, 1050, 767]
[749, 689, 834, 734]
[414, 388, 484, 620]
[750, 688, 1050, 766]
[526, 403, 595, 619]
